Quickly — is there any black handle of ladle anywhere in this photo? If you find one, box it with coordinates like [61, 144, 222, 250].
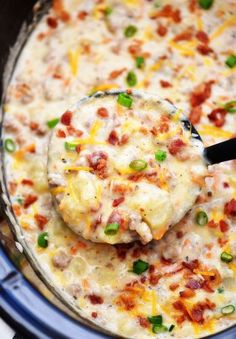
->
[204, 138, 236, 165]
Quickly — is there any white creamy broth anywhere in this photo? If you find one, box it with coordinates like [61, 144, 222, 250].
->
[3, 0, 236, 337]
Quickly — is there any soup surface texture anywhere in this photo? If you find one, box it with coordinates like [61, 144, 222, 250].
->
[3, 0, 236, 337]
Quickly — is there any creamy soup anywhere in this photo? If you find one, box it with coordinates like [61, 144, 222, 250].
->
[3, 0, 236, 338]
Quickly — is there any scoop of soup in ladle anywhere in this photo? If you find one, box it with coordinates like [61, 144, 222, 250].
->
[47, 90, 236, 244]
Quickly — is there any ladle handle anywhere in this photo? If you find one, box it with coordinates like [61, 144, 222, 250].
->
[204, 138, 236, 165]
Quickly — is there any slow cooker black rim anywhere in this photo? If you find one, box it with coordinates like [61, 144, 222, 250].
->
[0, 1, 236, 338]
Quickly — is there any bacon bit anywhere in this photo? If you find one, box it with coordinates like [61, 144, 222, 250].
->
[190, 81, 214, 107]
[179, 289, 196, 298]
[197, 44, 213, 55]
[161, 256, 173, 265]
[208, 108, 227, 127]
[149, 274, 162, 286]
[190, 305, 204, 323]
[119, 134, 129, 146]
[173, 300, 190, 321]
[107, 130, 119, 145]
[13, 205, 21, 217]
[208, 220, 218, 228]
[150, 5, 181, 23]
[56, 129, 66, 138]
[156, 24, 167, 37]
[88, 294, 103, 305]
[173, 29, 193, 42]
[148, 265, 155, 274]
[116, 294, 135, 311]
[189, 0, 197, 12]
[160, 80, 172, 88]
[224, 199, 236, 217]
[46, 16, 58, 29]
[9, 182, 18, 195]
[168, 139, 186, 155]
[66, 125, 83, 137]
[70, 241, 87, 255]
[52, 0, 70, 22]
[223, 182, 229, 188]
[169, 283, 179, 291]
[75, 145, 81, 154]
[202, 280, 214, 293]
[182, 259, 199, 271]
[115, 243, 134, 260]
[109, 68, 126, 80]
[138, 316, 150, 328]
[29, 122, 38, 130]
[219, 220, 229, 233]
[91, 312, 97, 318]
[37, 32, 46, 41]
[88, 151, 108, 179]
[128, 40, 142, 56]
[196, 31, 209, 44]
[113, 197, 125, 207]
[21, 179, 33, 186]
[26, 144, 36, 153]
[97, 107, 109, 118]
[77, 11, 88, 20]
[34, 214, 48, 230]
[150, 126, 158, 136]
[189, 106, 202, 125]
[61, 110, 72, 125]
[176, 230, 184, 239]
[186, 279, 202, 289]
[218, 237, 228, 247]
[23, 195, 38, 208]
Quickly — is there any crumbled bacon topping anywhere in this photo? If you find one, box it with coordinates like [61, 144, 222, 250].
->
[189, 106, 202, 124]
[160, 80, 172, 88]
[185, 279, 203, 289]
[61, 110, 72, 125]
[197, 44, 213, 55]
[224, 199, 236, 217]
[56, 129, 66, 138]
[46, 17, 58, 29]
[97, 107, 109, 118]
[23, 195, 38, 208]
[219, 220, 229, 233]
[168, 139, 186, 155]
[182, 259, 199, 271]
[179, 289, 196, 298]
[189, 81, 214, 107]
[196, 31, 209, 44]
[173, 29, 193, 42]
[34, 214, 48, 230]
[88, 294, 104, 305]
[109, 68, 126, 80]
[208, 108, 227, 127]
[113, 197, 125, 207]
[138, 316, 150, 328]
[150, 4, 181, 23]
[91, 312, 97, 318]
[21, 179, 34, 186]
[87, 151, 108, 179]
[77, 11, 88, 20]
[107, 130, 119, 145]
[156, 24, 168, 37]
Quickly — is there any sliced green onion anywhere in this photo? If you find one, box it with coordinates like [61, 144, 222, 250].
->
[148, 315, 162, 325]
[169, 324, 175, 332]
[104, 222, 119, 235]
[217, 287, 224, 294]
[136, 56, 145, 69]
[47, 118, 59, 129]
[225, 55, 236, 69]
[195, 211, 208, 226]
[4, 138, 16, 153]
[126, 71, 137, 87]
[152, 324, 168, 334]
[221, 251, 233, 263]
[224, 101, 236, 113]
[221, 305, 235, 315]
[64, 141, 77, 152]
[16, 197, 23, 205]
[37, 232, 48, 248]
[133, 259, 149, 275]
[155, 150, 167, 162]
[104, 6, 112, 16]
[124, 25, 137, 38]
[129, 159, 147, 171]
[117, 93, 133, 108]
[198, 0, 214, 9]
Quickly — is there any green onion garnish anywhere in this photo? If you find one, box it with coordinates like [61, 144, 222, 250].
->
[221, 251, 233, 263]
[198, 0, 214, 9]
[126, 71, 137, 87]
[37, 232, 48, 248]
[47, 118, 59, 129]
[16, 197, 23, 205]
[155, 150, 167, 162]
[217, 287, 224, 294]
[132, 259, 149, 275]
[195, 211, 208, 226]
[117, 93, 133, 108]
[124, 25, 137, 38]
[104, 223, 119, 235]
[225, 55, 236, 68]
[148, 315, 163, 325]
[169, 324, 175, 332]
[221, 305, 235, 315]
[104, 6, 112, 16]
[4, 138, 16, 153]
[136, 56, 145, 69]
[152, 324, 168, 334]
[64, 141, 77, 152]
[224, 101, 236, 113]
[129, 159, 147, 171]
